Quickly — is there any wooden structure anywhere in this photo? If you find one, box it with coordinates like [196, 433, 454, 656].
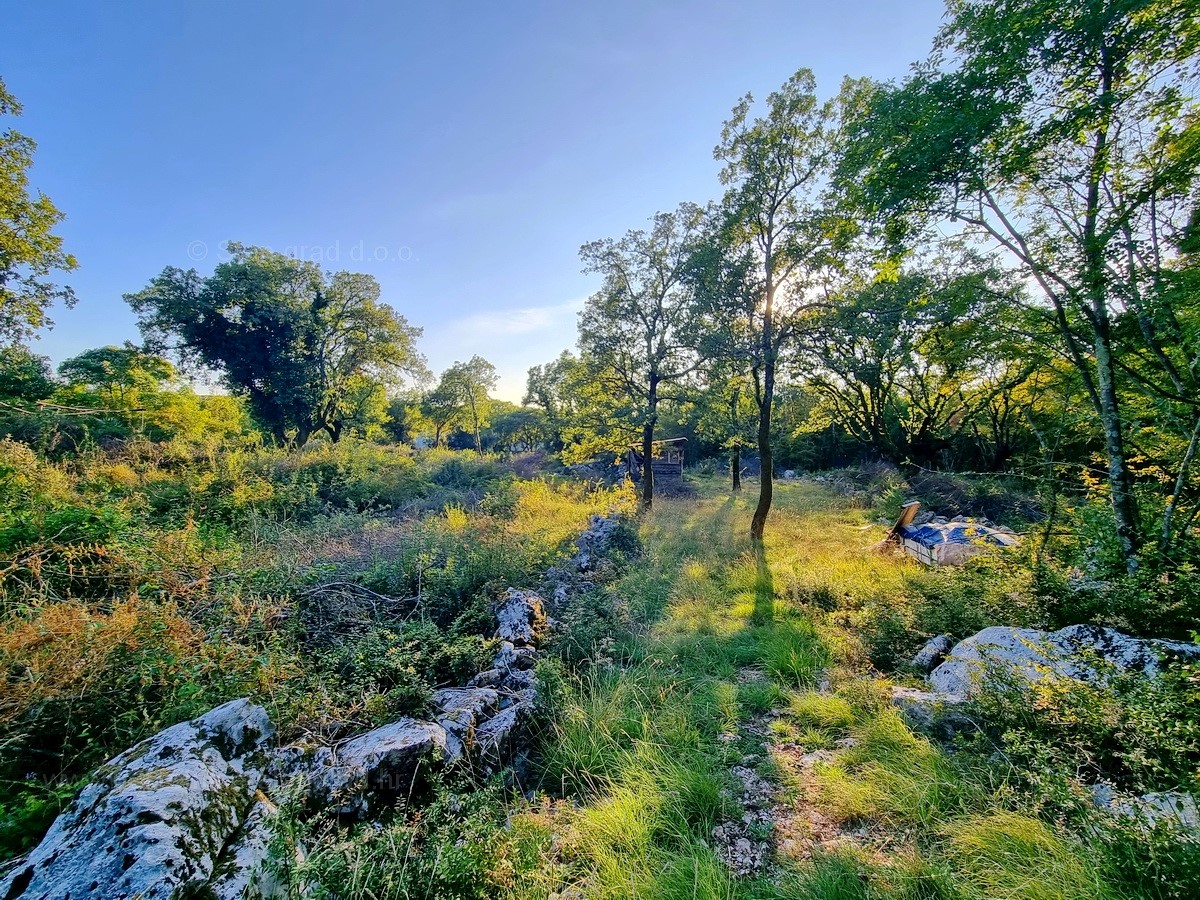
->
[626, 437, 686, 486]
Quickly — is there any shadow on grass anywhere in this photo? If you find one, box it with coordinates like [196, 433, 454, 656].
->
[752, 540, 775, 627]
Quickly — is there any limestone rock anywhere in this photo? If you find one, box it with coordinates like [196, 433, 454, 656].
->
[1091, 784, 1200, 832]
[911, 635, 954, 673]
[434, 687, 500, 746]
[890, 686, 975, 741]
[1, 698, 272, 900]
[1115, 792, 1200, 830]
[308, 718, 454, 816]
[929, 624, 1200, 698]
[207, 794, 284, 900]
[494, 589, 547, 646]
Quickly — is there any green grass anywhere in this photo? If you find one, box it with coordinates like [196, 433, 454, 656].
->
[273, 475, 1200, 899]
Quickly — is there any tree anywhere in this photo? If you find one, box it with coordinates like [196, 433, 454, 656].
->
[0, 78, 77, 345]
[578, 202, 705, 507]
[843, 0, 1200, 570]
[693, 357, 757, 491]
[432, 356, 497, 454]
[708, 70, 857, 539]
[487, 404, 551, 452]
[524, 351, 583, 450]
[58, 345, 176, 409]
[126, 243, 425, 445]
[797, 250, 1032, 468]
[0, 345, 55, 402]
[383, 390, 431, 445]
[421, 380, 463, 447]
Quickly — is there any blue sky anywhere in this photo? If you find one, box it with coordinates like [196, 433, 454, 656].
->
[6, 0, 945, 401]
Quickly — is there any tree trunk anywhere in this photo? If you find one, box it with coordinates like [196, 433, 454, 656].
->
[751, 260, 776, 542]
[750, 363, 774, 541]
[1093, 312, 1141, 570]
[1083, 49, 1140, 573]
[640, 374, 659, 509]
[730, 387, 742, 492]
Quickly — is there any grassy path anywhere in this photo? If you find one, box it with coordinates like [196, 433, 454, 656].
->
[524, 480, 1122, 900]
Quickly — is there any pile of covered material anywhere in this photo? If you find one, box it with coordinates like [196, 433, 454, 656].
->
[887, 501, 1019, 566]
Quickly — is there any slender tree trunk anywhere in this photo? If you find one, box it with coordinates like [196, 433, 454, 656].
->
[730, 387, 742, 492]
[751, 276, 775, 542]
[1093, 312, 1141, 569]
[751, 364, 774, 540]
[1161, 413, 1200, 555]
[640, 374, 659, 508]
[1081, 57, 1139, 571]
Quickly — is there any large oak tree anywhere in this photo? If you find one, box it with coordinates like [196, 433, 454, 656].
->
[127, 243, 425, 445]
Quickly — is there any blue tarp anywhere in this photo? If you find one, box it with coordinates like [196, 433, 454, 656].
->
[900, 523, 1015, 548]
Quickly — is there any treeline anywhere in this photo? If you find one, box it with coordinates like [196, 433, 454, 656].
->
[1, 0, 1198, 579]
[524, 0, 1199, 577]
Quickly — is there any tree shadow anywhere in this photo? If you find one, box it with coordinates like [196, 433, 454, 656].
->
[751, 541, 775, 626]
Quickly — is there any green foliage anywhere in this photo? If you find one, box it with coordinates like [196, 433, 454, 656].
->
[940, 812, 1110, 900]
[0, 78, 77, 343]
[972, 659, 1200, 795]
[276, 780, 550, 899]
[126, 242, 426, 444]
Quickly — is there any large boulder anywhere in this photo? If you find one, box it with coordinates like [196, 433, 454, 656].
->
[929, 624, 1200, 698]
[1, 698, 273, 900]
[206, 794, 283, 900]
[890, 686, 976, 742]
[494, 589, 547, 646]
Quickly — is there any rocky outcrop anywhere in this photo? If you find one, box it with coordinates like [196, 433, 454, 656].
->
[928, 624, 1200, 698]
[1, 698, 272, 900]
[543, 514, 626, 605]
[890, 686, 976, 742]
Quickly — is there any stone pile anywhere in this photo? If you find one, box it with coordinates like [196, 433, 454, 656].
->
[2, 514, 625, 900]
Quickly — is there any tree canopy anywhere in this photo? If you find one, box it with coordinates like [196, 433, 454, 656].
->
[126, 243, 425, 445]
[0, 77, 77, 344]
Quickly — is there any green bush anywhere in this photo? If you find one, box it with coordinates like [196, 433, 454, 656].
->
[972, 659, 1200, 794]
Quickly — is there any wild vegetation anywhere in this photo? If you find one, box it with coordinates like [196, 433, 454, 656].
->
[0, 0, 1198, 896]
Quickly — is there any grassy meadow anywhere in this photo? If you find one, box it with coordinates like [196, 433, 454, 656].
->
[276, 476, 1200, 899]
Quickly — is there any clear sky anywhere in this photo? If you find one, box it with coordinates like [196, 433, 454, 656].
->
[6, 0, 945, 401]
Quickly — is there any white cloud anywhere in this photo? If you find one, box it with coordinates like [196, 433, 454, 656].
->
[423, 299, 584, 402]
[447, 299, 583, 341]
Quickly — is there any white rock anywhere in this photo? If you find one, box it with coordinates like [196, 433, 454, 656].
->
[309, 718, 455, 816]
[929, 624, 1200, 698]
[911, 635, 954, 673]
[1114, 791, 1200, 830]
[207, 794, 284, 900]
[1, 698, 272, 900]
[494, 589, 547, 646]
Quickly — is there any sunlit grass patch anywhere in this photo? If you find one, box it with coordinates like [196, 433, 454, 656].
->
[757, 620, 831, 687]
[939, 812, 1112, 900]
[788, 693, 855, 731]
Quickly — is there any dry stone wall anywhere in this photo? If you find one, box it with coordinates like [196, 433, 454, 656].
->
[1, 514, 625, 900]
